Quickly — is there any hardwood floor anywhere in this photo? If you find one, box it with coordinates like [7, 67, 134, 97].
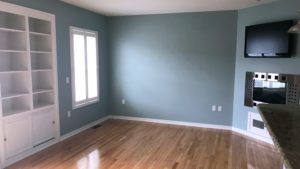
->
[6, 119, 283, 169]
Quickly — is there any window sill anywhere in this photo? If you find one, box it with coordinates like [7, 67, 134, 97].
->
[72, 99, 99, 110]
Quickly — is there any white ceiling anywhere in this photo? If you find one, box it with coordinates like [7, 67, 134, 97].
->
[61, 0, 277, 16]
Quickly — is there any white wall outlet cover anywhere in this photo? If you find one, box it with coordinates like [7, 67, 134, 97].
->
[212, 105, 216, 111]
[218, 106, 222, 112]
[122, 99, 126, 105]
[67, 111, 71, 117]
[66, 77, 70, 84]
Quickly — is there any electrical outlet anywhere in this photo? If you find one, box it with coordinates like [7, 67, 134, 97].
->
[218, 106, 222, 112]
[66, 77, 70, 84]
[122, 99, 126, 105]
[212, 105, 216, 111]
[67, 111, 71, 118]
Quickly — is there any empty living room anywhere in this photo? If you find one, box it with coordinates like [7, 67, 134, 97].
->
[0, 0, 299, 168]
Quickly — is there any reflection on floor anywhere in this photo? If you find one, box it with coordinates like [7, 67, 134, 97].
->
[6, 119, 283, 169]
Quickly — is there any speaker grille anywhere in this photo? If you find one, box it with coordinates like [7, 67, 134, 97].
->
[287, 84, 299, 104]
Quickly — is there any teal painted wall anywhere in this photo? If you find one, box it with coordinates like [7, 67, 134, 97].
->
[108, 12, 237, 126]
[3, 0, 299, 133]
[232, 0, 300, 130]
[2, 0, 110, 135]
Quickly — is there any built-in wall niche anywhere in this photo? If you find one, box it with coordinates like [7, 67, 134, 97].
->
[30, 34, 52, 52]
[0, 11, 26, 31]
[0, 51, 28, 72]
[0, 30, 26, 51]
[29, 17, 51, 35]
[33, 92, 54, 109]
[32, 71, 53, 92]
[0, 73, 30, 98]
[0, 2, 58, 163]
[244, 72, 300, 107]
[2, 95, 31, 116]
[31, 53, 52, 70]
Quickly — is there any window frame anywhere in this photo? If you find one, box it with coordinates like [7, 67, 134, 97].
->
[70, 26, 100, 109]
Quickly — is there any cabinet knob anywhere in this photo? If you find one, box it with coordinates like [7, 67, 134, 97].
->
[4, 138, 7, 142]
[52, 121, 55, 124]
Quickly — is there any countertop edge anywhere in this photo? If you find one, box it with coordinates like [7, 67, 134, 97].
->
[257, 105, 292, 169]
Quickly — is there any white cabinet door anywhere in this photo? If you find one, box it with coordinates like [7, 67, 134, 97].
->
[3, 113, 32, 158]
[32, 108, 55, 146]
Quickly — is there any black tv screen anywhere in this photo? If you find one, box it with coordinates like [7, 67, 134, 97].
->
[244, 20, 294, 58]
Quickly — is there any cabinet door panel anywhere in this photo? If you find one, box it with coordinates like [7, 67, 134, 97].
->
[3, 114, 31, 158]
[32, 108, 55, 146]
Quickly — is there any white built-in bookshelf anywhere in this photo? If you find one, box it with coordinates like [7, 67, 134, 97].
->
[0, 12, 55, 117]
[0, 2, 59, 166]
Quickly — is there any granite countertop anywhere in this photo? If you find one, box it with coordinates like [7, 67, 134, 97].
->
[257, 104, 300, 169]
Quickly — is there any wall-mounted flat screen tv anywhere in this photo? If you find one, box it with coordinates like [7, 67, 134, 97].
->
[244, 20, 294, 58]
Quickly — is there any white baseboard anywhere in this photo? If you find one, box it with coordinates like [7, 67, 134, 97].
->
[60, 116, 109, 141]
[4, 138, 59, 167]
[109, 115, 273, 144]
[3, 116, 109, 168]
[108, 115, 232, 130]
[232, 127, 273, 144]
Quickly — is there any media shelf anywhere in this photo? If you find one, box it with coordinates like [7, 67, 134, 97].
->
[0, 71, 28, 74]
[2, 95, 31, 117]
[0, 51, 28, 72]
[29, 32, 50, 37]
[31, 52, 52, 70]
[2, 93, 29, 100]
[0, 11, 26, 31]
[32, 69, 52, 72]
[32, 71, 53, 92]
[0, 30, 27, 51]
[33, 89, 53, 94]
[30, 34, 52, 52]
[0, 72, 30, 98]
[29, 17, 51, 35]
[33, 92, 54, 109]
[33, 105, 54, 112]
[0, 28, 25, 33]
[0, 49, 27, 53]
[30, 51, 52, 54]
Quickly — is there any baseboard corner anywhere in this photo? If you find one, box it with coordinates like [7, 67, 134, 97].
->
[231, 127, 274, 144]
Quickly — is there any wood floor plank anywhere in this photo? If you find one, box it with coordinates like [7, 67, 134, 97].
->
[6, 119, 283, 169]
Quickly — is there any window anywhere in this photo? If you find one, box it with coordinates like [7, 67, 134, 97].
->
[70, 27, 99, 109]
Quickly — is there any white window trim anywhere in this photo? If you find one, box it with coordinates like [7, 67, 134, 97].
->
[70, 26, 100, 109]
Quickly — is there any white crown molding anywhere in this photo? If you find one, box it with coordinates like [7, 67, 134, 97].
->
[61, 0, 278, 16]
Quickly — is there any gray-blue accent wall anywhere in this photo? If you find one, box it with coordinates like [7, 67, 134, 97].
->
[2, 0, 299, 135]
[1, 0, 110, 135]
[232, 0, 300, 130]
[108, 12, 238, 126]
